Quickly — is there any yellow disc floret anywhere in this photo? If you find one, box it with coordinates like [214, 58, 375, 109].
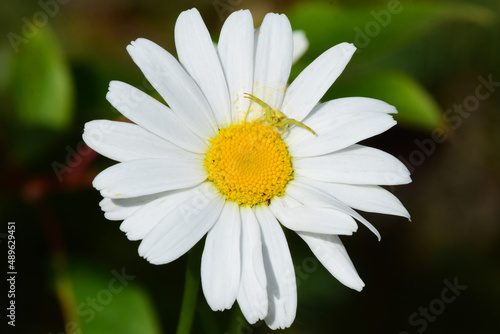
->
[205, 122, 293, 206]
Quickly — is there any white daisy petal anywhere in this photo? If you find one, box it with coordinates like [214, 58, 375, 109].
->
[218, 10, 254, 124]
[286, 98, 397, 157]
[249, 13, 293, 121]
[106, 81, 207, 153]
[93, 156, 206, 198]
[282, 43, 356, 122]
[302, 182, 410, 219]
[126, 38, 218, 138]
[237, 206, 268, 324]
[120, 188, 194, 241]
[83, 120, 183, 162]
[138, 183, 224, 264]
[297, 232, 365, 291]
[201, 201, 241, 311]
[269, 196, 358, 235]
[175, 9, 231, 128]
[254, 205, 297, 330]
[287, 179, 381, 240]
[293, 144, 411, 185]
[319, 96, 398, 114]
[99, 198, 138, 221]
[291, 30, 308, 64]
[99, 192, 170, 221]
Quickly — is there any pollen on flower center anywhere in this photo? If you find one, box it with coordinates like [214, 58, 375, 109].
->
[205, 122, 293, 206]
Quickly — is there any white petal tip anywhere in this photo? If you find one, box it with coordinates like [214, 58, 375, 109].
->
[400, 176, 413, 185]
[400, 206, 411, 220]
[142, 254, 166, 265]
[138, 244, 170, 265]
[106, 81, 126, 102]
[125, 233, 141, 241]
[183, 8, 199, 15]
[126, 38, 153, 57]
[207, 300, 235, 313]
[126, 42, 137, 53]
[103, 212, 121, 222]
[266, 323, 291, 331]
[337, 42, 357, 54]
[146, 259, 165, 265]
[341, 275, 365, 292]
[137, 245, 146, 257]
[108, 80, 120, 88]
[243, 312, 267, 325]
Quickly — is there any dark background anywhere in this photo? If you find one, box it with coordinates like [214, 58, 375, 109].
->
[1, 0, 499, 333]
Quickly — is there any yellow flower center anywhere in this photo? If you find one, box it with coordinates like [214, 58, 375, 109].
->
[205, 122, 293, 206]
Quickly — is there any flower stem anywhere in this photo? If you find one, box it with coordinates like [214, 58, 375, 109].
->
[176, 245, 202, 334]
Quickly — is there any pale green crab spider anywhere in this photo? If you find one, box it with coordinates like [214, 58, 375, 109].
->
[244, 93, 316, 135]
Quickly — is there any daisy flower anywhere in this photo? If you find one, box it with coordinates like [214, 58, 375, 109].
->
[83, 8, 411, 329]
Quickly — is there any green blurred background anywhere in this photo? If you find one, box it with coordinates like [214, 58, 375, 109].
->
[1, 0, 499, 333]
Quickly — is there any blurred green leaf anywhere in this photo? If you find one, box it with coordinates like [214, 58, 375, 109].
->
[330, 70, 442, 131]
[70, 261, 161, 334]
[288, 1, 495, 63]
[9, 24, 73, 130]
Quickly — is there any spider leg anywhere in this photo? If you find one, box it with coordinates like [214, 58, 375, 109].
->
[277, 118, 316, 135]
[244, 93, 274, 123]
